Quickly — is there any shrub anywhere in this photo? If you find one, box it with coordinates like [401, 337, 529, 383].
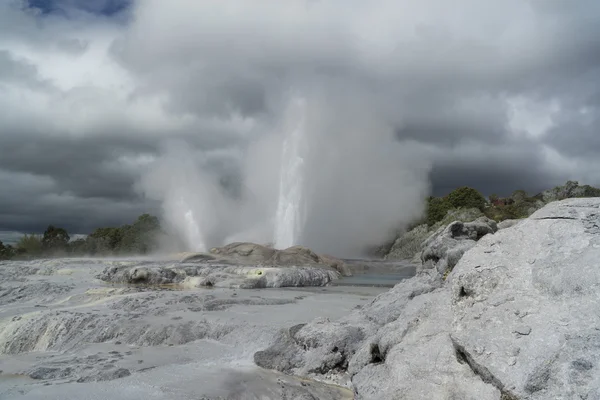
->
[426, 197, 453, 226]
[16, 234, 43, 257]
[581, 185, 600, 197]
[446, 187, 487, 211]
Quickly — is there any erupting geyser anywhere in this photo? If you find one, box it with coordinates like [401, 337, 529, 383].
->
[274, 98, 308, 249]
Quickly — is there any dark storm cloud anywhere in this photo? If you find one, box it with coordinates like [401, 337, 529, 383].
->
[1, 0, 600, 239]
[430, 146, 568, 198]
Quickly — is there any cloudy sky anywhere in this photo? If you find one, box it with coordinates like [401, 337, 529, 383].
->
[2, 0, 600, 241]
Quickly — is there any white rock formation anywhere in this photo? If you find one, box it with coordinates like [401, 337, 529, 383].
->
[255, 198, 600, 399]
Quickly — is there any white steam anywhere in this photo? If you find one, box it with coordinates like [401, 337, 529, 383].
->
[137, 91, 432, 257]
[136, 141, 234, 252]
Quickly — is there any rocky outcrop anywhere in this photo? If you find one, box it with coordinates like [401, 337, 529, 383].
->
[98, 242, 350, 289]
[384, 224, 429, 260]
[255, 198, 600, 399]
[182, 242, 351, 276]
[99, 263, 340, 289]
[254, 273, 443, 385]
[385, 208, 485, 262]
[420, 216, 498, 275]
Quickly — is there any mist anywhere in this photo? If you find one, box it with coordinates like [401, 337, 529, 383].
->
[137, 88, 432, 257]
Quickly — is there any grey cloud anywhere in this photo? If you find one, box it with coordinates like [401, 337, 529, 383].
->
[1, 0, 600, 250]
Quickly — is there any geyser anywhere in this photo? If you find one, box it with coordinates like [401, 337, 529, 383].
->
[138, 92, 433, 256]
[274, 98, 308, 249]
[137, 141, 231, 252]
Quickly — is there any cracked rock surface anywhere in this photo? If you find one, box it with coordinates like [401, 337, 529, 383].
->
[255, 198, 600, 399]
[451, 197, 600, 399]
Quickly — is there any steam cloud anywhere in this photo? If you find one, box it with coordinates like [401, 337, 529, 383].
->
[138, 88, 432, 257]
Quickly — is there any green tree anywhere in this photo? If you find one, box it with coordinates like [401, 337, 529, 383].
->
[42, 225, 70, 253]
[446, 186, 487, 211]
[87, 227, 123, 255]
[117, 214, 161, 254]
[426, 196, 453, 226]
[86, 214, 161, 255]
[582, 185, 600, 197]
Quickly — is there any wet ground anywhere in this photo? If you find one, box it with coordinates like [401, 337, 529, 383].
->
[0, 257, 415, 399]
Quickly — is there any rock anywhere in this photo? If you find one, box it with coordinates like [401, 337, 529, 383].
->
[420, 217, 497, 275]
[256, 271, 498, 399]
[450, 197, 600, 399]
[385, 208, 485, 261]
[497, 219, 521, 230]
[100, 263, 340, 289]
[210, 242, 277, 262]
[255, 198, 600, 399]
[255, 273, 444, 386]
[385, 224, 429, 260]
[209, 242, 351, 276]
[178, 242, 350, 278]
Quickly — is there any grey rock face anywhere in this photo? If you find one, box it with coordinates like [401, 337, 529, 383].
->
[421, 217, 498, 275]
[255, 198, 600, 399]
[451, 197, 600, 399]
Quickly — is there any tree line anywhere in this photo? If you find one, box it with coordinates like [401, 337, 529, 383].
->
[424, 180, 600, 227]
[0, 214, 161, 260]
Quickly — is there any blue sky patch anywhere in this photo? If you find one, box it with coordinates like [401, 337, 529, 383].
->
[27, 0, 131, 16]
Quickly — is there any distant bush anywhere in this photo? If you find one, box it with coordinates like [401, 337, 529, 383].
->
[86, 214, 161, 255]
[1, 214, 162, 260]
[16, 234, 43, 257]
[446, 187, 487, 211]
[0, 241, 16, 260]
[581, 185, 600, 197]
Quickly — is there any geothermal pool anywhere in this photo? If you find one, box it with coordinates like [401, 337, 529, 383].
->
[0, 258, 413, 399]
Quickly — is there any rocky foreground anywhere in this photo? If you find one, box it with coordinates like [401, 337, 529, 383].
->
[0, 255, 386, 399]
[254, 198, 600, 399]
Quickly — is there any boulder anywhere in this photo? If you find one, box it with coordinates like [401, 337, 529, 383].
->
[255, 198, 600, 399]
[420, 217, 498, 275]
[450, 197, 600, 399]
